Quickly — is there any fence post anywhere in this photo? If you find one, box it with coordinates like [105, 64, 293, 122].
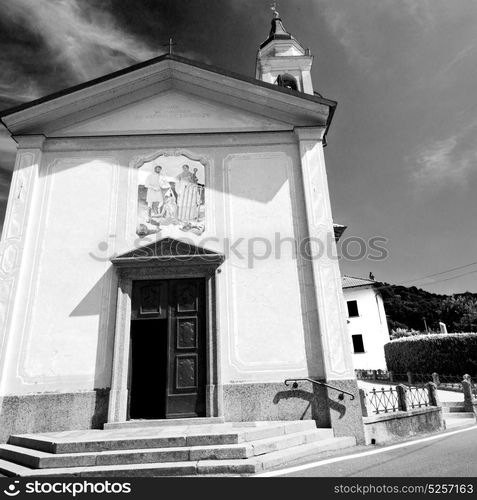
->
[407, 371, 414, 385]
[432, 372, 440, 386]
[359, 389, 370, 417]
[426, 382, 440, 407]
[389, 371, 394, 383]
[462, 375, 474, 412]
[396, 384, 408, 411]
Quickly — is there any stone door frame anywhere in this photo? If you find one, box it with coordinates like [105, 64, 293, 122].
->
[107, 258, 223, 423]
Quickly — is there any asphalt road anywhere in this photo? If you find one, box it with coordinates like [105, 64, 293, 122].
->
[269, 425, 477, 477]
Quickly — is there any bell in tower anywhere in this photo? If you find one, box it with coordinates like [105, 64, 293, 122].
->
[256, 5, 314, 94]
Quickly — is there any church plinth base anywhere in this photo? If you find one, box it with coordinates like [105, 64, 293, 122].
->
[223, 382, 329, 425]
[0, 389, 109, 444]
[222, 380, 365, 445]
[325, 379, 366, 445]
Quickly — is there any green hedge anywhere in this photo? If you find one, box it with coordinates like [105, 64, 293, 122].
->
[384, 333, 477, 374]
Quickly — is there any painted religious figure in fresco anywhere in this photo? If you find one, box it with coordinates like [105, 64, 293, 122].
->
[136, 155, 205, 238]
[145, 165, 170, 216]
[176, 165, 200, 221]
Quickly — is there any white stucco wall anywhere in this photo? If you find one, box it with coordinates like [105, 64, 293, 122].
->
[221, 151, 309, 383]
[0, 129, 319, 395]
[343, 286, 391, 370]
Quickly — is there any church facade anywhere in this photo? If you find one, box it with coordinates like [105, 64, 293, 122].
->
[0, 17, 364, 442]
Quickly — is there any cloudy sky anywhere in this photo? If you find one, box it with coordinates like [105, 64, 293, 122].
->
[1, 0, 476, 294]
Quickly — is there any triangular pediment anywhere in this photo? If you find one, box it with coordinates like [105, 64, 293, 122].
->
[112, 237, 224, 267]
[1, 56, 333, 136]
[50, 90, 289, 136]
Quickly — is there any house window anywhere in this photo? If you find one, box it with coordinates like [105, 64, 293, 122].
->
[347, 300, 359, 317]
[352, 334, 365, 353]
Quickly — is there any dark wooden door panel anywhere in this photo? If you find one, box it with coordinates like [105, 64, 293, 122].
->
[131, 280, 167, 320]
[176, 317, 198, 349]
[166, 279, 206, 418]
[176, 282, 198, 312]
[175, 354, 198, 389]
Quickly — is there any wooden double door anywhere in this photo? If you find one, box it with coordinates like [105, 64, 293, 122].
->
[129, 278, 206, 419]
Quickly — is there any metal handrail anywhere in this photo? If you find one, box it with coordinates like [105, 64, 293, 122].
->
[284, 378, 355, 400]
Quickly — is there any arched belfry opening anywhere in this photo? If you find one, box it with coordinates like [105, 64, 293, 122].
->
[276, 73, 299, 91]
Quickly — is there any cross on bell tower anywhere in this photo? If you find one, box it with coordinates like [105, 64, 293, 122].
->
[256, 8, 314, 94]
[270, 1, 280, 18]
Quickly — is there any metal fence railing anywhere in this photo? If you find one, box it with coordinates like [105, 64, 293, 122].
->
[356, 370, 477, 393]
[436, 374, 464, 391]
[363, 384, 434, 415]
[367, 387, 400, 414]
[358, 372, 476, 416]
[406, 386, 431, 409]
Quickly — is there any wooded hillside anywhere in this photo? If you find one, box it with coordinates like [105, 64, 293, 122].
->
[375, 283, 477, 334]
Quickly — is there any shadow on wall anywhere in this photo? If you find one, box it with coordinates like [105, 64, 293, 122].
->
[223, 381, 356, 428]
[273, 384, 346, 427]
[227, 157, 288, 203]
[70, 266, 118, 391]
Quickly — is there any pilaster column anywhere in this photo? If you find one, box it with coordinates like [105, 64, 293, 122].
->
[0, 135, 44, 393]
[294, 127, 354, 381]
[107, 276, 133, 422]
[295, 126, 365, 443]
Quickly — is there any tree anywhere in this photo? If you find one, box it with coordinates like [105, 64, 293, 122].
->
[376, 282, 476, 333]
[438, 294, 477, 332]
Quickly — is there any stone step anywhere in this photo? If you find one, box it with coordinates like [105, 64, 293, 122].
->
[0, 428, 332, 469]
[443, 414, 476, 430]
[0, 459, 36, 478]
[441, 401, 465, 407]
[0, 436, 356, 477]
[8, 421, 318, 454]
[0, 445, 96, 469]
[104, 417, 225, 430]
[443, 412, 475, 419]
[0, 459, 199, 478]
[260, 436, 356, 471]
[441, 402, 466, 413]
[197, 437, 356, 475]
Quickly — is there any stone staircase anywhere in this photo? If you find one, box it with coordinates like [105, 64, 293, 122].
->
[441, 402, 476, 429]
[0, 421, 356, 477]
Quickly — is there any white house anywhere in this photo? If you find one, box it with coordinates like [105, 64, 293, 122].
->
[0, 13, 365, 443]
[342, 276, 391, 370]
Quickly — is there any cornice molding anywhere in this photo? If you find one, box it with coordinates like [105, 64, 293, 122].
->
[14, 135, 46, 149]
[2, 59, 331, 136]
[294, 126, 326, 142]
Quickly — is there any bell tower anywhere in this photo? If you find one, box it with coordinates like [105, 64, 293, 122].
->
[256, 6, 314, 94]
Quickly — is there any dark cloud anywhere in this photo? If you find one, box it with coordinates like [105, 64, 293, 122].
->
[0, 0, 160, 98]
[0, 0, 271, 104]
[0, 18, 51, 100]
[1, 0, 477, 292]
[110, 0, 268, 74]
